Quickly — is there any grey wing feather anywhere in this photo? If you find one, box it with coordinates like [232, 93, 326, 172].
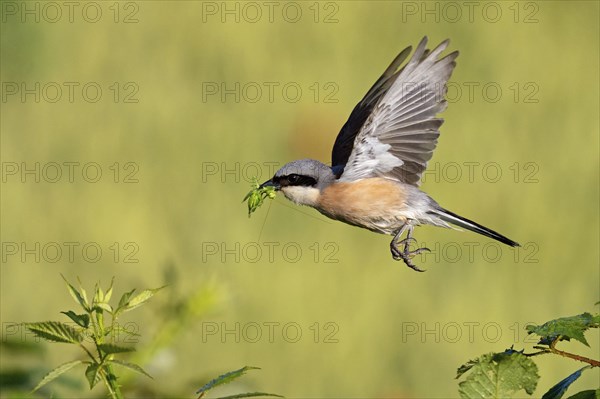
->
[336, 37, 458, 185]
[331, 45, 413, 169]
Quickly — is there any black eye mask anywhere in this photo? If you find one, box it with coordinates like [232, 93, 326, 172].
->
[273, 174, 317, 187]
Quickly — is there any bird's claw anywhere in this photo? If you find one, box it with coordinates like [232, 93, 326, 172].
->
[397, 237, 417, 247]
[390, 240, 429, 272]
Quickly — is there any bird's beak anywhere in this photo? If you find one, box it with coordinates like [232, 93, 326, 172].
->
[260, 179, 280, 190]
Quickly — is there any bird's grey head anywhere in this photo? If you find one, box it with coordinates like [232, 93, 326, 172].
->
[260, 159, 336, 207]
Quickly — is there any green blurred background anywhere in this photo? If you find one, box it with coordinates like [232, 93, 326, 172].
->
[1, 1, 599, 397]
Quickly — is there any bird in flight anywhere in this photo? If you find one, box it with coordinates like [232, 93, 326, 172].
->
[259, 37, 519, 271]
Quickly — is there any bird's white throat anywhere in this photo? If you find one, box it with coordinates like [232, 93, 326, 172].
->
[281, 186, 320, 207]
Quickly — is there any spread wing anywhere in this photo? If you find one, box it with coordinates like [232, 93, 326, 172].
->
[331, 37, 458, 185]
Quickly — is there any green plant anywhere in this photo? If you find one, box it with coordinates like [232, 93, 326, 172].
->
[25, 276, 163, 399]
[22, 275, 283, 399]
[243, 177, 276, 217]
[195, 366, 283, 399]
[456, 311, 600, 399]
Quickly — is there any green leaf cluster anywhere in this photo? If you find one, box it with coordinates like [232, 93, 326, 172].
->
[526, 313, 600, 346]
[243, 177, 276, 217]
[457, 311, 600, 399]
[25, 276, 164, 399]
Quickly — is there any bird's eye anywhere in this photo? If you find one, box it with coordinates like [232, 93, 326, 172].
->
[287, 174, 299, 184]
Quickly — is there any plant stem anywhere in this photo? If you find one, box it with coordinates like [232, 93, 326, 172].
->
[548, 339, 600, 367]
[79, 343, 98, 362]
[524, 348, 551, 357]
[531, 340, 600, 367]
[102, 365, 124, 399]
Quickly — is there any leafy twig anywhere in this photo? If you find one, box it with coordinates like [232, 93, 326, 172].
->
[532, 338, 600, 367]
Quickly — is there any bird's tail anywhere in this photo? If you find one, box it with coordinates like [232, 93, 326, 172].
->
[432, 208, 520, 247]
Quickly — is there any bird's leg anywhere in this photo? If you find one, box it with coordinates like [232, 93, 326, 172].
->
[400, 225, 431, 256]
[390, 224, 409, 260]
[390, 223, 430, 272]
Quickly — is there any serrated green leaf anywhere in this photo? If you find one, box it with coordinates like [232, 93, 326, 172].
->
[216, 392, 284, 399]
[93, 283, 104, 306]
[527, 313, 599, 347]
[458, 352, 539, 398]
[94, 303, 113, 313]
[79, 281, 89, 309]
[61, 274, 89, 311]
[196, 366, 261, 395]
[543, 366, 592, 399]
[108, 359, 152, 379]
[84, 363, 101, 389]
[566, 389, 600, 399]
[98, 343, 135, 354]
[104, 277, 115, 303]
[117, 289, 136, 311]
[122, 286, 165, 312]
[61, 311, 90, 328]
[26, 321, 83, 344]
[31, 359, 84, 392]
[456, 358, 480, 379]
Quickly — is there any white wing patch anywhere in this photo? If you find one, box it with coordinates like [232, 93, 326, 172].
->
[339, 130, 404, 181]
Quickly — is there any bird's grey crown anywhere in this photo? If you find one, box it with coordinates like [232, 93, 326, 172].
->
[274, 159, 336, 190]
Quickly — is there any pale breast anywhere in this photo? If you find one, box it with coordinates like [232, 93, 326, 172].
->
[317, 177, 409, 234]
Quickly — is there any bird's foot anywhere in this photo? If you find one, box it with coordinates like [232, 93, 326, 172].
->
[390, 239, 430, 272]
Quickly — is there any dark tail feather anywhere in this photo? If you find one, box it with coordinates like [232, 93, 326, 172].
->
[433, 208, 520, 247]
